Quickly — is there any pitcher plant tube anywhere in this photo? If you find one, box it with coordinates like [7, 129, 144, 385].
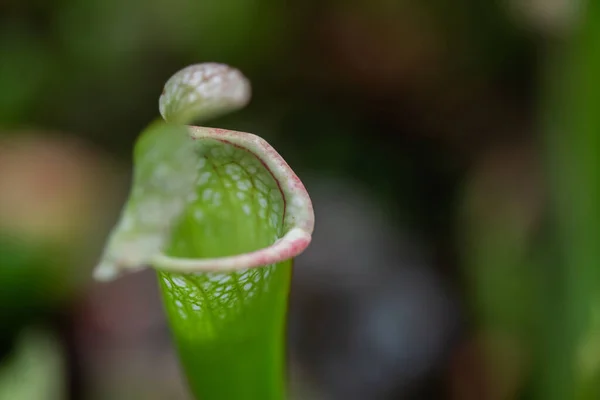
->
[94, 63, 315, 400]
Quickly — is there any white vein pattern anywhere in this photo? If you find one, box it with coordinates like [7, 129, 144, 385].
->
[158, 264, 276, 336]
[94, 63, 314, 281]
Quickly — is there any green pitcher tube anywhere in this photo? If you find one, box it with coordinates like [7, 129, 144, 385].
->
[94, 63, 314, 400]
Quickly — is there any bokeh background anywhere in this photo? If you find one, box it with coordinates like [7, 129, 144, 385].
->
[1, 0, 598, 399]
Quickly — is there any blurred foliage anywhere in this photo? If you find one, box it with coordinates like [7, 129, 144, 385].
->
[538, 1, 600, 398]
[0, 329, 65, 400]
[1, 0, 598, 399]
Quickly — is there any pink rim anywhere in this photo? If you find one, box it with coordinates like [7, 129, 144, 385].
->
[149, 126, 314, 273]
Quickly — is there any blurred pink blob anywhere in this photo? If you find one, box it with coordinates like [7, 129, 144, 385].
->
[0, 132, 117, 243]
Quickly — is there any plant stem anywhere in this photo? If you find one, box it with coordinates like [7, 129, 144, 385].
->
[94, 63, 314, 400]
[158, 261, 291, 399]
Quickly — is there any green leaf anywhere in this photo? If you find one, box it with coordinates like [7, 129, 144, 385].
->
[94, 63, 314, 399]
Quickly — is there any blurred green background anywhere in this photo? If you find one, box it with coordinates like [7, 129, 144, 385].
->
[1, 0, 598, 399]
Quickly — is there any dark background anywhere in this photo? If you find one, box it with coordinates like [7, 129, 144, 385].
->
[0, 1, 590, 399]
